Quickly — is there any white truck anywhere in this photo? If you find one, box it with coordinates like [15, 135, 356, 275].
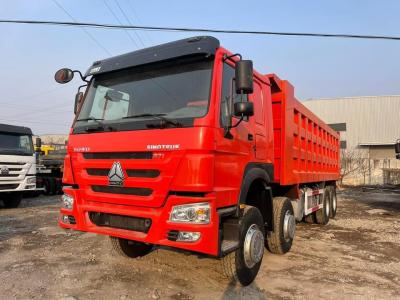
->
[0, 124, 36, 208]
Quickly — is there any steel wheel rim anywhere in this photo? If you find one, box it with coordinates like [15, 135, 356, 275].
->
[243, 224, 264, 268]
[283, 210, 296, 242]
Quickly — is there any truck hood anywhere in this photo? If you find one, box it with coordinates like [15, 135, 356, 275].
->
[67, 127, 215, 208]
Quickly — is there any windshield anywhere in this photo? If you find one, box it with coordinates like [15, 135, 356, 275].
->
[75, 57, 213, 131]
[0, 133, 33, 156]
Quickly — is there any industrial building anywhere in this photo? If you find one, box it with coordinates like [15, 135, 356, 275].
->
[304, 95, 400, 185]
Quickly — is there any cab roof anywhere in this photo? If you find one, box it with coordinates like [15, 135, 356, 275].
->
[85, 36, 220, 77]
[0, 123, 33, 135]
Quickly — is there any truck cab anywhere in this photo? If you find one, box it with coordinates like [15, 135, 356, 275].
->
[0, 124, 36, 208]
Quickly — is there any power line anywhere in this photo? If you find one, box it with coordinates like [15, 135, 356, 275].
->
[51, 1, 112, 55]
[102, 0, 138, 47]
[114, 0, 146, 47]
[125, 0, 153, 44]
[1, 19, 400, 41]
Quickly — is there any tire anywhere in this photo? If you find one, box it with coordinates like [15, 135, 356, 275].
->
[329, 187, 337, 219]
[3, 193, 22, 208]
[55, 179, 63, 195]
[221, 206, 265, 286]
[49, 178, 56, 195]
[303, 213, 316, 224]
[110, 237, 153, 258]
[266, 197, 296, 254]
[43, 178, 50, 195]
[315, 189, 330, 225]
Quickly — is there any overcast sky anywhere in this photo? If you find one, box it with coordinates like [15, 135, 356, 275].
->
[0, 0, 399, 134]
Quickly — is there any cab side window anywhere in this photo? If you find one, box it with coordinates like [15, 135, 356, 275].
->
[220, 63, 248, 127]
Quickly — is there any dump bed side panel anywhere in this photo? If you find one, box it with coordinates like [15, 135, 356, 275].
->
[269, 75, 340, 185]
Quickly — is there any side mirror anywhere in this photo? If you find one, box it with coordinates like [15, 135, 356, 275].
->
[55, 68, 74, 84]
[74, 92, 84, 114]
[35, 137, 42, 152]
[234, 102, 254, 117]
[235, 60, 253, 94]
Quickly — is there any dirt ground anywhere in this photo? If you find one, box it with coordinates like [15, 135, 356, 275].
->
[0, 187, 399, 300]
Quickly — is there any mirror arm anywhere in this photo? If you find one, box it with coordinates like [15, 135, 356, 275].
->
[230, 116, 244, 129]
[73, 70, 90, 83]
[223, 53, 242, 63]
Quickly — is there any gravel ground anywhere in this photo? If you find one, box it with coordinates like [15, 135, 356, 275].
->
[0, 187, 399, 299]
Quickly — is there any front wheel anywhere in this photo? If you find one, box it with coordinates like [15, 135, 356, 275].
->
[110, 237, 153, 258]
[3, 193, 22, 208]
[221, 206, 265, 286]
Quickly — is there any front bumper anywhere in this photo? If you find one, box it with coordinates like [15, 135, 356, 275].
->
[0, 176, 36, 192]
[59, 187, 220, 256]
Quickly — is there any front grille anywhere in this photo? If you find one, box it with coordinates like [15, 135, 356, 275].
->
[127, 169, 160, 178]
[83, 152, 152, 160]
[0, 184, 19, 190]
[0, 162, 25, 166]
[0, 174, 20, 178]
[87, 168, 160, 178]
[91, 185, 153, 196]
[88, 212, 152, 233]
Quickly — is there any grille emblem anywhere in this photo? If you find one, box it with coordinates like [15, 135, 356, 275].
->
[108, 162, 125, 186]
[0, 166, 9, 175]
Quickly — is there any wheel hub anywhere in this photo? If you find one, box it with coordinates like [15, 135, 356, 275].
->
[244, 224, 264, 268]
[283, 210, 296, 242]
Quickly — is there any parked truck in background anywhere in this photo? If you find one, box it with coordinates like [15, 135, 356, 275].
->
[395, 139, 400, 159]
[0, 124, 36, 208]
[35, 138, 65, 195]
[56, 36, 340, 285]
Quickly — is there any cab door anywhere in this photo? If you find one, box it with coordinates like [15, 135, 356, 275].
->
[214, 61, 255, 207]
[249, 79, 267, 160]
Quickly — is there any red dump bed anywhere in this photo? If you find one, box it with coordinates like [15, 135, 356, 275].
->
[267, 74, 340, 186]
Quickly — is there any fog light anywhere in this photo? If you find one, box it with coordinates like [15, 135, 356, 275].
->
[176, 231, 201, 242]
[27, 177, 36, 184]
[170, 202, 210, 224]
[62, 215, 70, 223]
[61, 194, 74, 210]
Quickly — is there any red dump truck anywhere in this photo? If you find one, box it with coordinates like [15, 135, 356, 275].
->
[56, 36, 340, 285]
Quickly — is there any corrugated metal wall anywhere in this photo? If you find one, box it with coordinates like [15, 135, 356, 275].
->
[303, 95, 400, 149]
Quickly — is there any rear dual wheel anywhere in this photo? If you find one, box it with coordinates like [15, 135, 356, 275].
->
[266, 197, 296, 254]
[329, 187, 337, 219]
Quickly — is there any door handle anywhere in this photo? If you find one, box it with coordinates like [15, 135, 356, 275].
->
[248, 134, 254, 141]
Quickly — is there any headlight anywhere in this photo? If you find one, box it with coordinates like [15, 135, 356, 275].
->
[170, 202, 210, 224]
[27, 177, 36, 184]
[61, 194, 74, 210]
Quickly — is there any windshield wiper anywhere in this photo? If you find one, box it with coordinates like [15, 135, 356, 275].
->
[122, 113, 167, 119]
[76, 117, 105, 125]
[123, 113, 182, 128]
[76, 117, 117, 132]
